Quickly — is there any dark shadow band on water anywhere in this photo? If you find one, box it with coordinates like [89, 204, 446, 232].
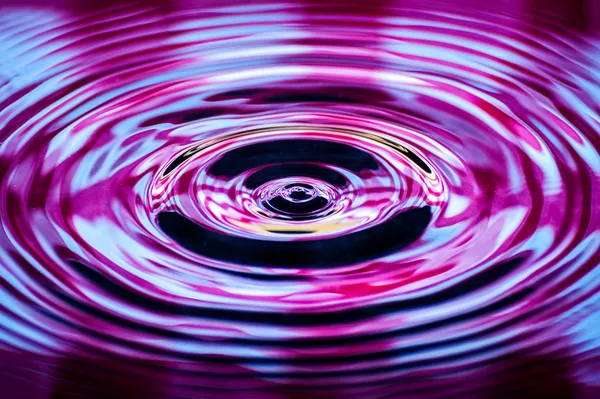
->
[245, 163, 348, 188]
[208, 139, 379, 177]
[157, 206, 432, 268]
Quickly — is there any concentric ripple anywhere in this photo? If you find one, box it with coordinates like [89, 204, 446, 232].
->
[0, 2, 599, 398]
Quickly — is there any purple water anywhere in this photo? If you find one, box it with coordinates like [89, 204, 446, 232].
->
[0, 1, 599, 398]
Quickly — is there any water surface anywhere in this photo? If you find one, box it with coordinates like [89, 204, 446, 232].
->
[0, 1, 599, 397]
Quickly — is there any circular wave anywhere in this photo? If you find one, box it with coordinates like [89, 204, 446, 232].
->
[0, 2, 599, 398]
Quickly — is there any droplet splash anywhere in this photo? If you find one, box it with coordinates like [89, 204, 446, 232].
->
[0, 1, 599, 398]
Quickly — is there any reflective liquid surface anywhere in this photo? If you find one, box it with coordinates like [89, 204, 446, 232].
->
[0, 1, 599, 397]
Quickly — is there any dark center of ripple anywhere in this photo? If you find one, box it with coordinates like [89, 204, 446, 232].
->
[258, 179, 339, 221]
[158, 128, 437, 265]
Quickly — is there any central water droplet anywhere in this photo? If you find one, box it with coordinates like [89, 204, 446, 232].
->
[282, 183, 316, 203]
[254, 177, 341, 221]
